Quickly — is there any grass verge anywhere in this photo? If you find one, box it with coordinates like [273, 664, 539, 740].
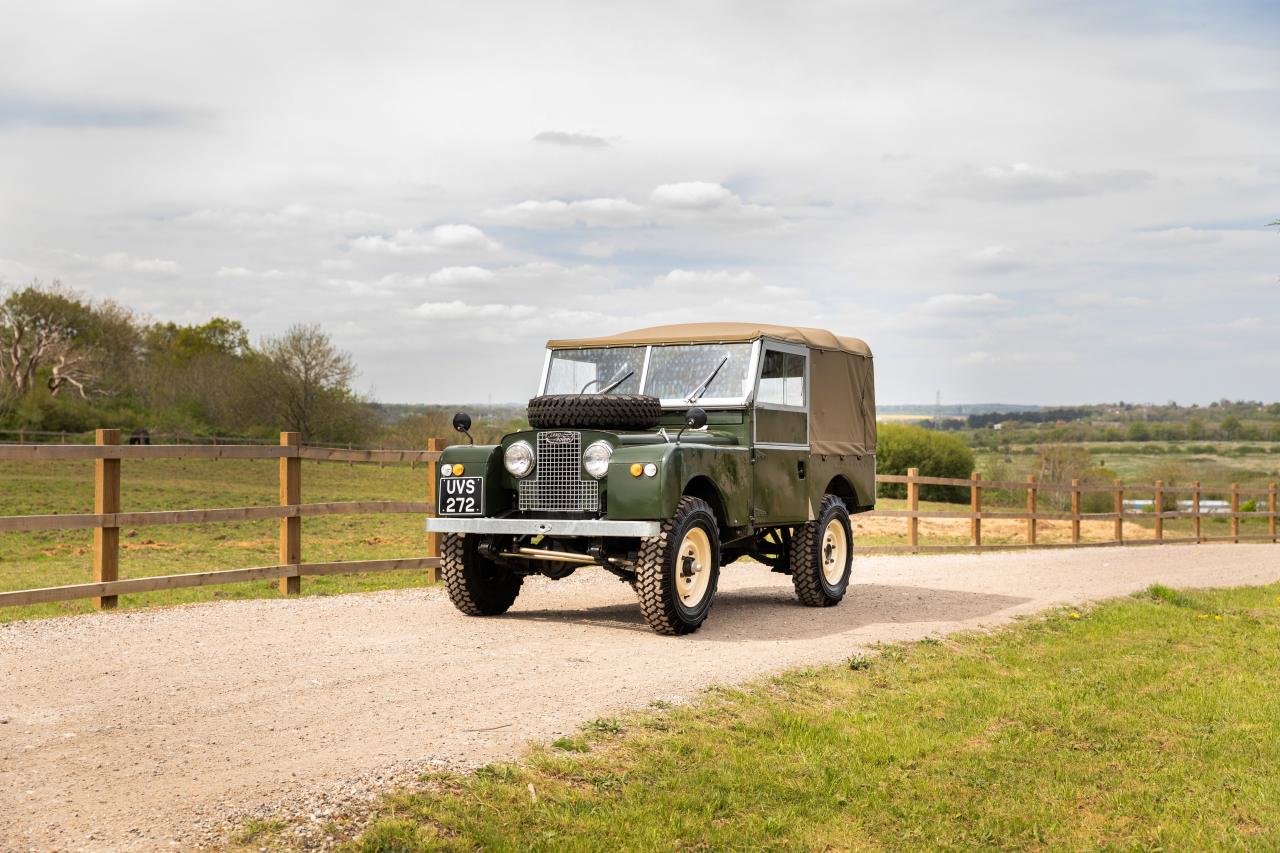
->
[336, 582, 1280, 851]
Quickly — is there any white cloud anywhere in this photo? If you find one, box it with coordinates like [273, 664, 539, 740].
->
[578, 241, 616, 258]
[351, 224, 499, 255]
[650, 181, 735, 210]
[960, 245, 1027, 275]
[176, 204, 384, 231]
[655, 269, 761, 288]
[99, 252, 182, 275]
[918, 292, 1013, 315]
[216, 266, 288, 279]
[414, 300, 538, 320]
[486, 198, 646, 228]
[1056, 292, 1152, 309]
[940, 162, 1154, 202]
[1132, 226, 1222, 247]
[426, 266, 496, 286]
[532, 130, 611, 148]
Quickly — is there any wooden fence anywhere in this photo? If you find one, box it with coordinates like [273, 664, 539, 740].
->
[0, 430, 442, 609]
[2, 450, 1277, 610]
[860, 467, 1279, 554]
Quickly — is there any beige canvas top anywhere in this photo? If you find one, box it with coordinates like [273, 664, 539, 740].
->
[547, 322, 872, 358]
[549, 322, 877, 454]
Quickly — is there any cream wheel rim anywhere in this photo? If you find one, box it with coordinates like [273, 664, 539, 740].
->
[821, 519, 849, 585]
[675, 526, 712, 607]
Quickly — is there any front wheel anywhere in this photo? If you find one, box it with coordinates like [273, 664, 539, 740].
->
[790, 494, 853, 607]
[441, 533, 524, 616]
[635, 496, 721, 635]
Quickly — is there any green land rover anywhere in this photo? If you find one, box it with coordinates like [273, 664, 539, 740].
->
[427, 322, 877, 635]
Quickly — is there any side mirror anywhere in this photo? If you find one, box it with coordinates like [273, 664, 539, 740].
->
[684, 407, 707, 430]
[452, 412, 474, 445]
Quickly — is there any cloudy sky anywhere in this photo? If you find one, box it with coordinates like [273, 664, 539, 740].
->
[1, 1, 1277, 406]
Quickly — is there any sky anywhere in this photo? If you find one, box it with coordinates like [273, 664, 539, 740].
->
[1, 0, 1277, 407]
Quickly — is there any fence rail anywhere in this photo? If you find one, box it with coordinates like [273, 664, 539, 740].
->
[860, 467, 1278, 554]
[2, 451, 1277, 611]
[1, 430, 442, 610]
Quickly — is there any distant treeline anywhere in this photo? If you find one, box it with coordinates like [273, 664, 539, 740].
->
[0, 281, 374, 443]
[966, 408, 1094, 428]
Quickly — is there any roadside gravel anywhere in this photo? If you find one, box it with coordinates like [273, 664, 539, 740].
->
[2, 544, 1277, 851]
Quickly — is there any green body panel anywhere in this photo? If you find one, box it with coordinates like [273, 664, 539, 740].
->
[808, 451, 877, 511]
[606, 443, 751, 525]
[754, 408, 807, 445]
[436, 410, 876, 531]
[753, 446, 809, 523]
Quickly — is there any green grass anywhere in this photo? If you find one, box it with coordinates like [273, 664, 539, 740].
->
[337, 583, 1280, 851]
[0, 458, 437, 622]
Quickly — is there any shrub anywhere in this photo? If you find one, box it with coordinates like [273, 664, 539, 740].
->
[876, 423, 975, 503]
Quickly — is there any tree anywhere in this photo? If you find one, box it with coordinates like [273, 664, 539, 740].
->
[0, 282, 98, 398]
[1221, 414, 1243, 440]
[876, 423, 975, 502]
[257, 324, 370, 441]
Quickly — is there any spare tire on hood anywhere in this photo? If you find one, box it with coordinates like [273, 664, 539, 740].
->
[527, 394, 663, 430]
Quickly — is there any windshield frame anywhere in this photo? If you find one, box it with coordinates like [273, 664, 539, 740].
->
[540, 340, 763, 409]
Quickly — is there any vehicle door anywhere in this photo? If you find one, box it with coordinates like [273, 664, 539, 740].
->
[751, 341, 810, 524]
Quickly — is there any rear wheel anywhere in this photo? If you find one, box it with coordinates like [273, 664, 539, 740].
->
[635, 496, 721, 635]
[441, 533, 524, 616]
[790, 494, 853, 607]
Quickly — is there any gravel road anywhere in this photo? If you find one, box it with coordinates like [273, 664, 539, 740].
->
[2, 544, 1278, 851]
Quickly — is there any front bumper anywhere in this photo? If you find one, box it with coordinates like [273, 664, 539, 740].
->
[426, 517, 662, 537]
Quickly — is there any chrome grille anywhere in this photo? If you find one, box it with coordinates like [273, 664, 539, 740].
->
[517, 431, 600, 512]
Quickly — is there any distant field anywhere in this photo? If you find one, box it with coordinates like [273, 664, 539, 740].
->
[0, 459, 434, 623]
[975, 442, 1280, 486]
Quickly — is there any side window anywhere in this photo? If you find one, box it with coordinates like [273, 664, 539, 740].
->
[757, 349, 806, 407]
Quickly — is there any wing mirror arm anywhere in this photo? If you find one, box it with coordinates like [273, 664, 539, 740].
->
[675, 407, 707, 444]
[452, 412, 474, 445]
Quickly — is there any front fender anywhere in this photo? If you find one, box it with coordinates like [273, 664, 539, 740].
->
[605, 443, 749, 525]
[437, 444, 508, 516]
[606, 444, 680, 520]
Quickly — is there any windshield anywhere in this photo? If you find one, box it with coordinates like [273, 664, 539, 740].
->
[644, 343, 753, 402]
[543, 342, 755, 404]
[544, 347, 644, 395]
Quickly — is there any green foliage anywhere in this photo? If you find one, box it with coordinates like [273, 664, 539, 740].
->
[876, 423, 975, 502]
[0, 282, 373, 443]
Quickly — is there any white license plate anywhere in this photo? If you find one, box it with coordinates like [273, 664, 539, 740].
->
[439, 476, 484, 516]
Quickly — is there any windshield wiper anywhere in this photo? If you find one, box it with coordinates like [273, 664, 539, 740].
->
[599, 369, 634, 394]
[685, 355, 728, 403]
[580, 366, 634, 395]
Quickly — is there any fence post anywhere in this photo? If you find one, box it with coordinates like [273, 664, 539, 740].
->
[1270, 483, 1278, 544]
[907, 467, 920, 552]
[278, 432, 302, 595]
[1192, 481, 1201, 544]
[1025, 474, 1037, 545]
[1071, 478, 1081, 545]
[426, 437, 440, 583]
[1230, 483, 1240, 544]
[1154, 480, 1164, 544]
[970, 471, 982, 548]
[1114, 479, 1124, 545]
[93, 428, 122, 610]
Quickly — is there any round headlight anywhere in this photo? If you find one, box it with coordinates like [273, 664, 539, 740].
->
[583, 441, 613, 479]
[504, 441, 535, 478]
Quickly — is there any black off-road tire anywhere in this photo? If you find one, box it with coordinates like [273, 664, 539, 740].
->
[635, 496, 721, 635]
[527, 394, 662, 430]
[441, 533, 524, 616]
[790, 494, 853, 607]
